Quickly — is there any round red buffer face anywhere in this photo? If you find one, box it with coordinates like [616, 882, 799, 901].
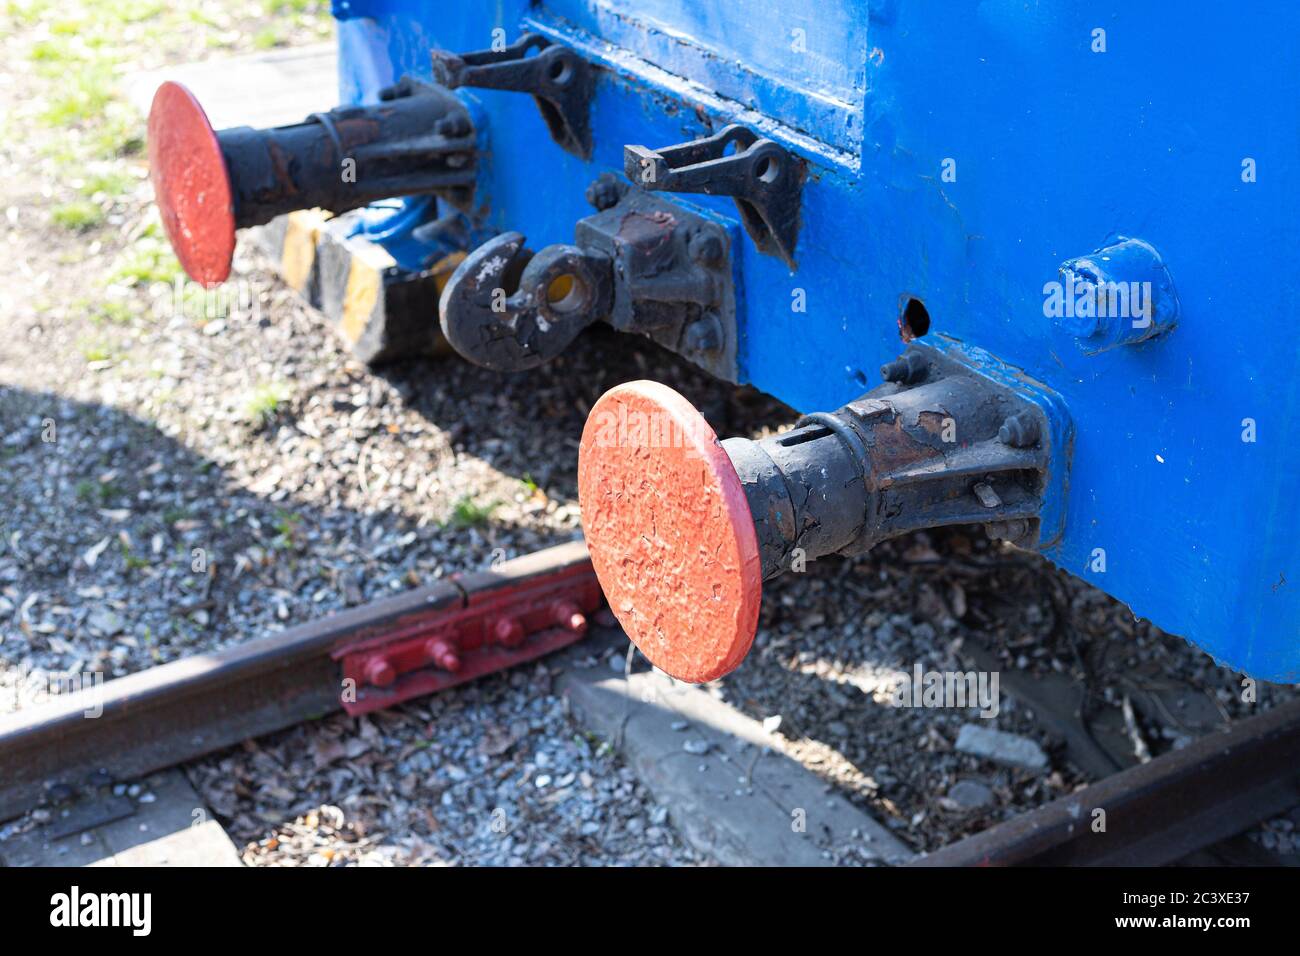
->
[578, 380, 762, 683]
[147, 81, 235, 288]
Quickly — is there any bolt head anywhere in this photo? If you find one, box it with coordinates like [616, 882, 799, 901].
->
[585, 174, 623, 211]
[684, 314, 723, 353]
[880, 352, 926, 385]
[689, 231, 724, 265]
[553, 601, 587, 634]
[425, 639, 462, 672]
[985, 519, 1030, 543]
[494, 618, 525, 647]
[998, 413, 1040, 448]
[365, 657, 396, 688]
[1052, 238, 1178, 352]
[45, 782, 76, 805]
[435, 114, 471, 137]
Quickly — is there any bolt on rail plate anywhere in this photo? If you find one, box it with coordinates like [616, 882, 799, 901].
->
[332, 557, 603, 715]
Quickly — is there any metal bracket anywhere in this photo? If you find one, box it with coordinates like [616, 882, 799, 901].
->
[431, 32, 593, 159]
[439, 174, 738, 379]
[721, 341, 1073, 582]
[624, 125, 805, 269]
[332, 559, 603, 716]
[833, 344, 1060, 554]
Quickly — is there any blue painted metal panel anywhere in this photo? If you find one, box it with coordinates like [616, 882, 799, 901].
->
[328, 0, 1300, 682]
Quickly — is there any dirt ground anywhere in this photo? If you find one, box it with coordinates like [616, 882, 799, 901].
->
[1, 0, 1295, 864]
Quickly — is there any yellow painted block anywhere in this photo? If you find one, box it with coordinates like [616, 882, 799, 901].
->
[339, 257, 383, 347]
[280, 211, 322, 292]
[431, 251, 467, 295]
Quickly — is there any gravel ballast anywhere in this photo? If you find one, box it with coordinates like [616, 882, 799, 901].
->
[1, 1, 1295, 865]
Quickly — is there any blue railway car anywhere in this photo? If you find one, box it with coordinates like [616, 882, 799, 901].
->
[147, 1, 1299, 684]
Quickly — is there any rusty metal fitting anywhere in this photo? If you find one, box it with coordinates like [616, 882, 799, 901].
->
[578, 345, 1067, 683]
[440, 182, 737, 380]
[998, 411, 1040, 448]
[147, 78, 476, 287]
[432, 32, 593, 159]
[624, 124, 805, 268]
[880, 351, 929, 385]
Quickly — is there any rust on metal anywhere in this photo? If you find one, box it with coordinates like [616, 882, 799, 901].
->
[865, 413, 943, 482]
[916, 408, 952, 437]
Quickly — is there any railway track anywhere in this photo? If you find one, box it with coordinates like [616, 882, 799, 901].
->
[0, 536, 1295, 866]
[914, 693, 1300, 866]
[0, 541, 597, 823]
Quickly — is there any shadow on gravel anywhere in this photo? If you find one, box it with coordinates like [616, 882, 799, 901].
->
[0, 358, 1286, 861]
[367, 324, 798, 498]
[2, 330, 748, 676]
[0, 341, 793, 864]
[0, 383, 376, 669]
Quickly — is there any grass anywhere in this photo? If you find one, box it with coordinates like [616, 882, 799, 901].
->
[271, 510, 302, 549]
[51, 200, 104, 231]
[108, 236, 182, 286]
[79, 340, 116, 361]
[252, 26, 283, 49]
[4, 1, 56, 27]
[162, 507, 190, 525]
[120, 540, 149, 571]
[88, 107, 145, 159]
[12, 0, 328, 243]
[78, 337, 121, 363]
[38, 63, 117, 126]
[6, 0, 332, 343]
[85, 297, 137, 325]
[272, 0, 324, 13]
[447, 495, 499, 530]
[30, 38, 82, 66]
[75, 477, 117, 504]
[173, 280, 237, 323]
[114, 0, 167, 23]
[80, 168, 136, 200]
[243, 382, 292, 427]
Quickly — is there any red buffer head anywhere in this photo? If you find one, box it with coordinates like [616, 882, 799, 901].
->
[577, 381, 762, 683]
[147, 81, 236, 288]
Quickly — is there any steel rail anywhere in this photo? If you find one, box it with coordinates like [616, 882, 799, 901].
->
[0, 541, 594, 822]
[911, 693, 1300, 866]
